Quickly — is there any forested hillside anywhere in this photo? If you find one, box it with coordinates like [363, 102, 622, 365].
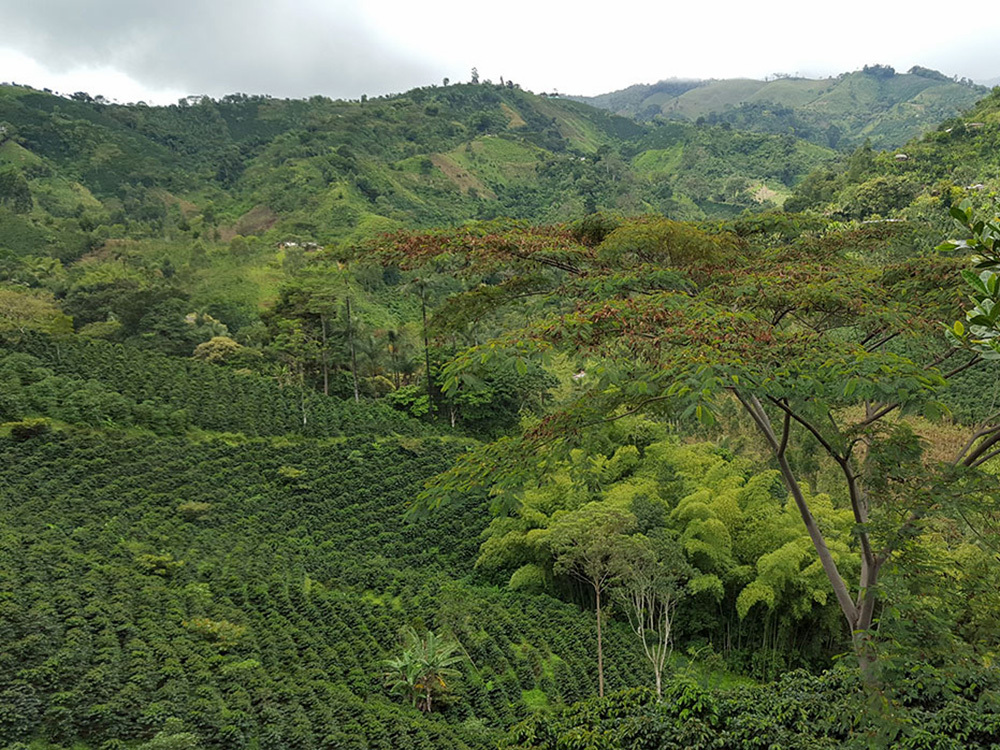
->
[571, 65, 986, 150]
[785, 86, 1000, 220]
[2, 70, 1000, 750]
[0, 78, 833, 246]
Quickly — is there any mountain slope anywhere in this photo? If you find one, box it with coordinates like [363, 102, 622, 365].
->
[784, 87, 1000, 221]
[569, 66, 987, 150]
[0, 81, 836, 269]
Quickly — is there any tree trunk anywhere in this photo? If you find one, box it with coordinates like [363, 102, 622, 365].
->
[853, 557, 881, 682]
[299, 366, 308, 427]
[421, 294, 433, 410]
[320, 315, 329, 396]
[595, 582, 604, 698]
[773, 449, 858, 625]
[346, 297, 359, 403]
[734, 391, 877, 675]
[389, 341, 400, 389]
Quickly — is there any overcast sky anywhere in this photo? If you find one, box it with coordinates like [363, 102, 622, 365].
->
[2, 0, 999, 104]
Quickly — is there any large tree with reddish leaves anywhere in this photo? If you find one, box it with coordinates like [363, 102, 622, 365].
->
[363, 213, 998, 675]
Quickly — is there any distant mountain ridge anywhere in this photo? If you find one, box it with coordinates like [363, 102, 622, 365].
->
[0, 79, 836, 254]
[567, 66, 987, 150]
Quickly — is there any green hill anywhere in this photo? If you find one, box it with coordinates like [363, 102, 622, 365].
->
[0, 81, 832, 251]
[0, 79, 837, 353]
[784, 87, 1000, 221]
[569, 66, 987, 150]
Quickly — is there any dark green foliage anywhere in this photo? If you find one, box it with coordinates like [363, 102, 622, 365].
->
[0, 167, 32, 213]
[783, 169, 842, 212]
[701, 101, 821, 143]
[61, 272, 188, 341]
[620, 120, 834, 214]
[787, 88, 1000, 220]
[0, 431, 651, 748]
[862, 63, 897, 79]
[0, 80, 834, 250]
[431, 345, 557, 439]
[1, 332, 426, 437]
[0, 208, 82, 260]
[570, 212, 622, 247]
[6, 417, 51, 440]
[505, 665, 1000, 749]
[841, 175, 920, 219]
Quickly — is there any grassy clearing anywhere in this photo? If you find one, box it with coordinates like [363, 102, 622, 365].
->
[533, 98, 603, 152]
[501, 102, 527, 128]
[633, 145, 684, 175]
[448, 137, 540, 189]
[431, 152, 497, 197]
[0, 139, 43, 167]
[670, 79, 767, 119]
[752, 182, 789, 205]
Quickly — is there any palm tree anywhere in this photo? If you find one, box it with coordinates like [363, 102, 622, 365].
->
[338, 264, 361, 403]
[386, 324, 421, 387]
[405, 276, 437, 408]
[383, 326, 412, 388]
[413, 628, 465, 713]
[384, 627, 465, 713]
[357, 328, 386, 381]
[383, 649, 422, 708]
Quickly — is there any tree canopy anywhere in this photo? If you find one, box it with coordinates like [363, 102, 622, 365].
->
[367, 211, 1000, 674]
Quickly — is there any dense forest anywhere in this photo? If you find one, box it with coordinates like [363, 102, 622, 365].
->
[2, 68, 1000, 749]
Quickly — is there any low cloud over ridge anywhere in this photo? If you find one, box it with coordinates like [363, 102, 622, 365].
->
[0, 0, 438, 100]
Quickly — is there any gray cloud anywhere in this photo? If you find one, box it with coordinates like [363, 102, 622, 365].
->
[0, 0, 440, 99]
[2, 1, 997, 103]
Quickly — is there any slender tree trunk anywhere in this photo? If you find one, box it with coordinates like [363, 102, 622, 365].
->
[773, 448, 858, 623]
[629, 588, 668, 700]
[320, 315, 329, 396]
[595, 581, 604, 698]
[389, 341, 400, 389]
[853, 559, 881, 681]
[654, 596, 672, 700]
[346, 297, 359, 403]
[299, 366, 308, 427]
[780, 450, 882, 680]
[421, 294, 433, 409]
[733, 391, 878, 675]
